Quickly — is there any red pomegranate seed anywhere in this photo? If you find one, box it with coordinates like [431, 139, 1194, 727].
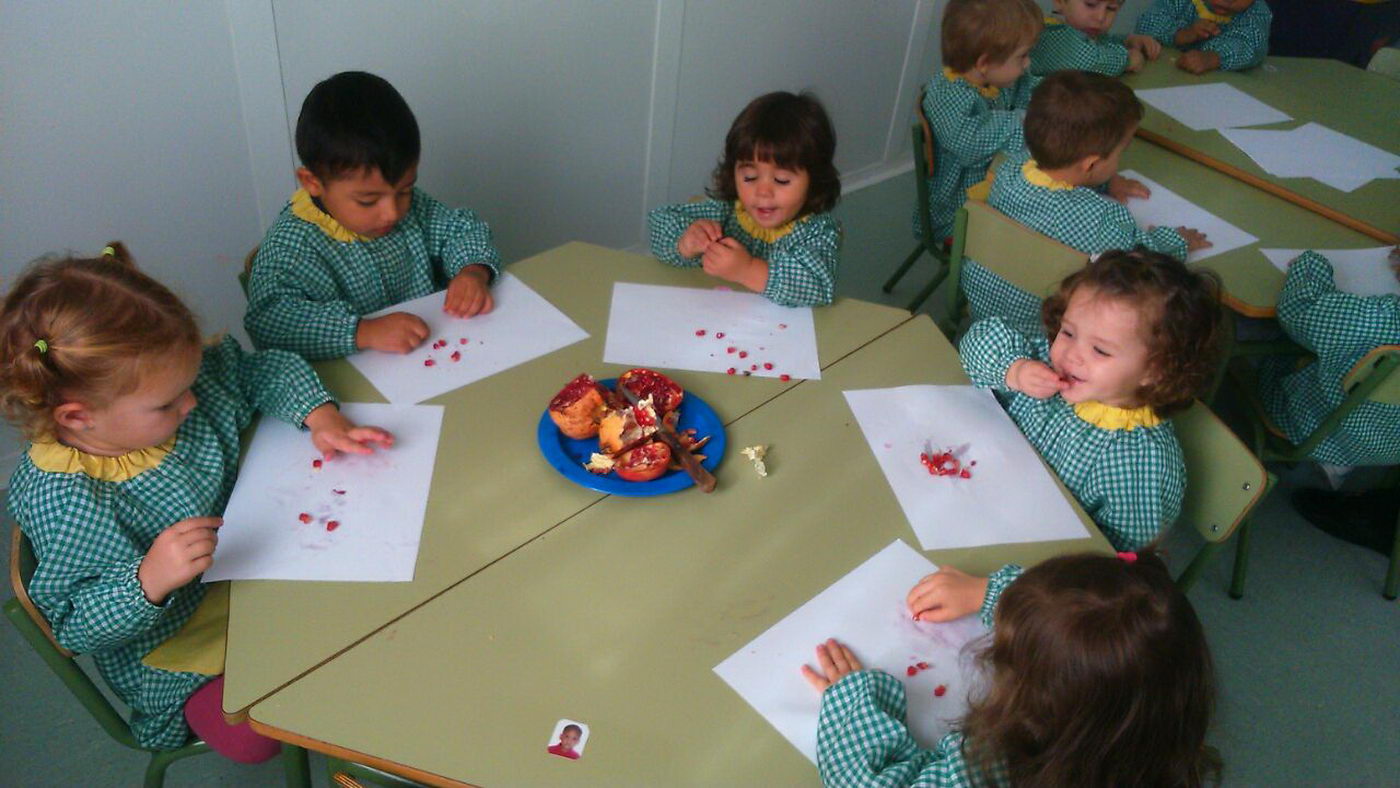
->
[750, 364, 758, 371]
[970, 461, 977, 467]
[332, 489, 346, 495]
[960, 469, 971, 479]
[739, 351, 748, 358]
[424, 359, 435, 367]
[459, 337, 468, 344]
[450, 351, 461, 362]
[312, 459, 323, 470]
[780, 374, 791, 382]
[727, 367, 736, 375]
[298, 513, 312, 524]
[906, 666, 918, 677]
[778, 323, 788, 329]
[917, 662, 930, 670]
[695, 329, 706, 336]
[934, 684, 947, 697]
[326, 520, 340, 532]
[727, 346, 737, 354]
[716, 332, 726, 338]
[763, 362, 773, 370]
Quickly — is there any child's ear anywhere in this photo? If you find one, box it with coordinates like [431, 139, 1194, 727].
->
[971, 53, 993, 77]
[295, 167, 325, 198]
[52, 401, 94, 433]
[1077, 153, 1103, 179]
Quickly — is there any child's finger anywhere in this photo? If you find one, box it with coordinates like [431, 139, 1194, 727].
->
[800, 663, 830, 692]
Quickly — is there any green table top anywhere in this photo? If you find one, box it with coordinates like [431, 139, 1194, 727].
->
[1121, 137, 1377, 317]
[1123, 54, 1400, 241]
[222, 242, 910, 714]
[246, 315, 1110, 786]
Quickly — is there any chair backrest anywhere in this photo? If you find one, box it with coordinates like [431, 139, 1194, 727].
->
[1342, 345, 1400, 405]
[237, 246, 258, 298]
[6, 525, 141, 748]
[1173, 401, 1269, 545]
[911, 88, 938, 248]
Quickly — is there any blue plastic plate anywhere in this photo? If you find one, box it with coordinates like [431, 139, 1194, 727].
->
[537, 378, 726, 496]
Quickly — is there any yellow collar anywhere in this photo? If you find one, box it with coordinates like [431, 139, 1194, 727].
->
[1022, 160, 1077, 191]
[289, 189, 372, 243]
[1191, 0, 1234, 24]
[734, 201, 802, 244]
[28, 436, 177, 482]
[1073, 401, 1162, 431]
[1044, 16, 1064, 25]
[942, 67, 1000, 100]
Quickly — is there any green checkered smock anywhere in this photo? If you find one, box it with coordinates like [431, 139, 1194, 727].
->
[7, 337, 333, 749]
[245, 188, 502, 360]
[1030, 21, 1131, 76]
[647, 199, 840, 307]
[964, 154, 1189, 325]
[915, 70, 1039, 242]
[814, 564, 1021, 787]
[960, 317, 1184, 550]
[1135, 0, 1272, 71]
[1258, 251, 1400, 465]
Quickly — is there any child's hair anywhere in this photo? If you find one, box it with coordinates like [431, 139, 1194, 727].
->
[1024, 70, 1144, 169]
[941, 0, 1044, 73]
[296, 71, 421, 185]
[706, 91, 840, 216]
[963, 549, 1220, 787]
[562, 724, 582, 737]
[1041, 249, 1223, 416]
[0, 243, 201, 439]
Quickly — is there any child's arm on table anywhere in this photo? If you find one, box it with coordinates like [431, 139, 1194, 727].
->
[708, 214, 839, 307]
[648, 201, 731, 266]
[1095, 202, 1201, 260]
[1193, 3, 1271, 71]
[1277, 251, 1400, 358]
[412, 189, 502, 319]
[1041, 30, 1134, 75]
[1133, 0, 1196, 48]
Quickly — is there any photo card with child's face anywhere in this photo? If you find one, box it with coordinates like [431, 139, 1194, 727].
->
[546, 718, 589, 761]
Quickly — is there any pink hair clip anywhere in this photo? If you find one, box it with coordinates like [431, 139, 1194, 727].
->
[1116, 551, 1138, 563]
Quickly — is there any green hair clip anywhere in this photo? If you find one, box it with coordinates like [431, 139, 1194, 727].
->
[33, 339, 49, 354]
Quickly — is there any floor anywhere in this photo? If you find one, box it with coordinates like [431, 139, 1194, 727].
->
[3, 172, 1397, 786]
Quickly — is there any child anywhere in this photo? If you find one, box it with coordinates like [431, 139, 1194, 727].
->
[1135, 0, 1273, 74]
[647, 91, 842, 308]
[245, 71, 502, 360]
[548, 724, 583, 759]
[966, 70, 1209, 325]
[1030, 0, 1165, 75]
[915, 0, 1043, 244]
[1258, 250, 1400, 467]
[960, 249, 1222, 551]
[0, 245, 391, 757]
[803, 550, 1219, 786]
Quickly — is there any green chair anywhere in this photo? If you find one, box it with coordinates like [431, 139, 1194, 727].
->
[940, 200, 1088, 339]
[327, 756, 428, 787]
[1231, 345, 1400, 599]
[881, 99, 952, 313]
[5, 526, 312, 787]
[1170, 401, 1273, 596]
[237, 245, 258, 297]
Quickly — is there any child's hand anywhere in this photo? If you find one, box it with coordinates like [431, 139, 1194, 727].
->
[1107, 175, 1150, 203]
[1126, 34, 1162, 61]
[800, 638, 864, 693]
[1006, 358, 1067, 399]
[1177, 226, 1213, 252]
[138, 517, 222, 604]
[444, 265, 494, 318]
[677, 219, 723, 258]
[356, 312, 429, 354]
[1177, 49, 1222, 75]
[304, 403, 394, 460]
[1175, 19, 1220, 46]
[1126, 47, 1146, 73]
[702, 237, 769, 292]
[906, 567, 989, 623]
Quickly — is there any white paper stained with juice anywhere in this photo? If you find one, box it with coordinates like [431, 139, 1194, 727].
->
[714, 540, 988, 764]
[346, 274, 588, 404]
[845, 386, 1086, 550]
[1135, 83, 1291, 131]
[603, 283, 820, 380]
[1260, 248, 1400, 298]
[1118, 170, 1258, 263]
[204, 403, 444, 582]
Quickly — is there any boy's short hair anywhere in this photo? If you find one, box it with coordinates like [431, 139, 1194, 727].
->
[296, 71, 420, 184]
[941, 0, 1044, 73]
[707, 91, 841, 216]
[1025, 71, 1144, 169]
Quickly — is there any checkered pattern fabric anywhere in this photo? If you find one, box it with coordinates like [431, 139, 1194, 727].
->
[7, 337, 332, 748]
[1259, 251, 1400, 465]
[964, 154, 1189, 324]
[915, 72, 1039, 241]
[647, 199, 841, 307]
[1135, 0, 1272, 70]
[960, 317, 1185, 550]
[815, 564, 1023, 787]
[1031, 22, 1131, 76]
[245, 188, 501, 360]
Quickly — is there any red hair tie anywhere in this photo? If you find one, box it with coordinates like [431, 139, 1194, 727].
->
[1116, 551, 1138, 563]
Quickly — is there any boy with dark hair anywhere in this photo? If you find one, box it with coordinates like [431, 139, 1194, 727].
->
[245, 71, 501, 360]
[963, 71, 1210, 325]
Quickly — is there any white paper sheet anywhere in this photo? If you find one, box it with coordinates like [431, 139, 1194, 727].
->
[1221, 123, 1400, 193]
[1259, 248, 1400, 298]
[713, 540, 988, 764]
[1135, 83, 1291, 131]
[602, 283, 820, 380]
[346, 274, 588, 404]
[204, 403, 444, 582]
[1118, 170, 1259, 263]
[844, 386, 1087, 550]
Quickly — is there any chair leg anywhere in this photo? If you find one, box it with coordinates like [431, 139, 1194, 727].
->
[1385, 505, 1399, 600]
[906, 265, 950, 314]
[283, 743, 312, 788]
[145, 753, 176, 788]
[883, 244, 926, 293]
[1176, 542, 1225, 594]
[1229, 518, 1253, 599]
